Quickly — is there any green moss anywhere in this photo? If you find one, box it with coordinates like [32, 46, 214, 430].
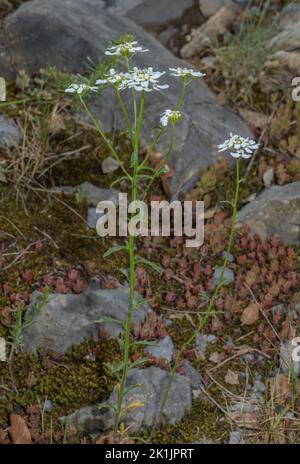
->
[142, 398, 229, 444]
[0, 339, 120, 426]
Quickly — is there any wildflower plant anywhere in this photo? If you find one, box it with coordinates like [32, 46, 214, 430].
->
[65, 36, 205, 431]
[153, 133, 260, 432]
[66, 35, 260, 435]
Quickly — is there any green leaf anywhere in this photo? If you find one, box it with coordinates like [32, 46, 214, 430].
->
[98, 402, 116, 412]
[118, 268, 129, 280]
[132, 340, 157, 347]
[110, 176, 129, 188]
[136, 256, 162, 273]
[123, 383, 143, 397]
[103, 245, 128, 258]
[110, 361, 126, 374]
[94, 316, 124, 326]
[129, 356, 148, 369]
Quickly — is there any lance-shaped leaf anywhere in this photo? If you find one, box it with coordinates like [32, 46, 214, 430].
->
[94, 316, 124, 327]
[129, 356, 148, 369]
[136, 256, 162, 273]
[103, 245, 128, 258]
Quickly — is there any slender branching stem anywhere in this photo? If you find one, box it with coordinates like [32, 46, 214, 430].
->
[151, 159, 241, 436]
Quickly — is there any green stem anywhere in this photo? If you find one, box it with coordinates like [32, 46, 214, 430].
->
[176, 78, 187, 111]
[113, 91, 144, 432]
[152, 159, 240, 436]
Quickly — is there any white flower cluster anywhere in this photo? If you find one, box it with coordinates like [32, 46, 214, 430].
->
[65, 42, 206, 96]
[105, 40, 149, 56]
[95, 67, 169, 92]
[65, 83, 97, 95]
[218, 133, 259, 159]
[95, 69, 126, 87]
[169, 67, 206, 79]
[125, 67, 169, 92]
[160, 109, 182, 127]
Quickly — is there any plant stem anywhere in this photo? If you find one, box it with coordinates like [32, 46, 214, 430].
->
[176, 78, 187, 111]
[151, 159, 240, 436]
[113, 92, 144, 432]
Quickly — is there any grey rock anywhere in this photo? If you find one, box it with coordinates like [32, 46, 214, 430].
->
[0, 114, 21, 149]
[212, 267, 235, 289]
[65, 366, 193, 433]
[21, 282, 151, 354]
[51, 182, 120, 206]
[237, 182, 300, 245]
[263, 167, 274, 188]
[145, 335, 174, 362]
[181, 359, 203, 390]
[229, 431, 242, 444]
[43, 399, 52, 412]
[201, 55, 217, 68]
[280, 341, 300, 376]
[181, 1, 241, 59]
[0, 0, 251, 197]
[51, 181, 120, 229]
[269, 23, 300, 53]
[81, 182, 120, 228]
[101, 156, 120, 174]
[280, 3, 300, 29]
[86, 207, 102, 229]
[77, 181, 120, 207]
[157, 26, 178, 46]
[108, 0, 193, 27]
[264, 50, 300, 80]
[199, 0, 227, 19]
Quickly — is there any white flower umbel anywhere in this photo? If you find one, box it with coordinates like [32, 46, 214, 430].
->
[95, 69, 127, 88]
[218, 133, 259, 159]
[65, 83, 97, 95]
[160, 109, 182, 127]
[169, 67, 206, 79]
[105, 40, 149, 57]
[125, 67, 169, 92]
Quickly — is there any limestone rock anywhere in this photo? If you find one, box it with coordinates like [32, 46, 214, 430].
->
[237, 182, 300, 245]
[21, 281, 151, 354]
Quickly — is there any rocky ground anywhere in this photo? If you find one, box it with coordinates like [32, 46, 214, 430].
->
[0, 0, 300, 445]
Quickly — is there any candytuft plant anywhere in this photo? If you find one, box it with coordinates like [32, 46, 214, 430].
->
[65, 36, 260, 435]
[66, 36, 205, 431]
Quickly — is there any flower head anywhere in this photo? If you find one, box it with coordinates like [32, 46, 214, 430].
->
[169, 67, 206, 79]
[160, 109, 182, 127]
[105, 40, 148, 57]
[218, 133, 259, 159]
[95, 69, 127, 87]
[65, 83, 97, 95]
[124, 67, 169, 92]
